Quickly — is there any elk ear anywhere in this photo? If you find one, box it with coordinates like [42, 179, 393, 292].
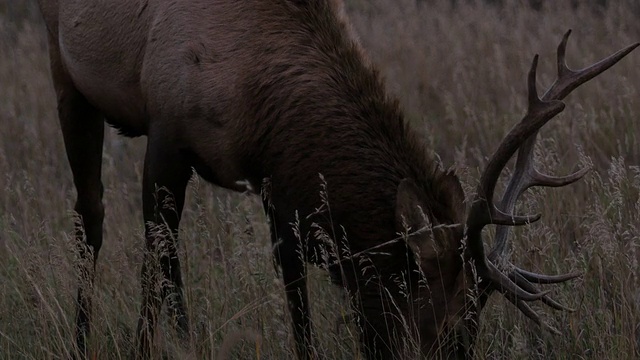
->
[395, 179, 438, 259]
[438, 169, 466, 223]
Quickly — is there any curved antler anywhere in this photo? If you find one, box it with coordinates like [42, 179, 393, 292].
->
[465, 30, 638, 328]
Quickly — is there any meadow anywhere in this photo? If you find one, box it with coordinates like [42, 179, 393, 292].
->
[0, 1, 638, 359]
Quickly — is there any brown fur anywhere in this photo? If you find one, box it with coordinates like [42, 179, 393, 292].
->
[39, 0, 480, 359]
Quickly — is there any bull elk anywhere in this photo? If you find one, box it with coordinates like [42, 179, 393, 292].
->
[38, 0, 637, 359]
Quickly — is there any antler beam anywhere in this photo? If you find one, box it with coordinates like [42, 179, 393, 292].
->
[465, 30, 638, 327]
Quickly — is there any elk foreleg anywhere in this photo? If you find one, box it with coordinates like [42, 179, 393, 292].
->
[136, 140, 191, 359]
[266, 205, 317, 359]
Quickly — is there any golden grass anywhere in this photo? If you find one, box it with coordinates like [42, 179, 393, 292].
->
[1, 0, 638, 358]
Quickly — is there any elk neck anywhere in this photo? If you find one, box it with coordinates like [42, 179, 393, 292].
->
[230, 4, 465, 282]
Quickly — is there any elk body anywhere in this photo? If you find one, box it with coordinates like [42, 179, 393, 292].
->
[38, 0, 637, 359]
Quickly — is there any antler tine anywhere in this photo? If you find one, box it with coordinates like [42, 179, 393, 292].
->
[544, 29, 639, 102]
[504, 266, 574, 332]
[515, 267, 582, 285]
[484, 259, 553, 301]
[510, 270, 576, 312]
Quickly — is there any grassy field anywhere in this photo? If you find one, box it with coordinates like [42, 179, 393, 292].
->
[0, 1, 639, 359]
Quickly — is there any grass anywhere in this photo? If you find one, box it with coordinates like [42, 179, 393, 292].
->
[1, 0, 639, 359]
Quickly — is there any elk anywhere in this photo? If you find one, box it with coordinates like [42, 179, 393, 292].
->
[38, 0, 637, 359]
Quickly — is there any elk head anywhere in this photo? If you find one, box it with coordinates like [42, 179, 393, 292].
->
[382, 30, 639, 359]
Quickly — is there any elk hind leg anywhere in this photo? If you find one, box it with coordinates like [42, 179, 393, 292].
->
[55, 75, 105, 357]
[47, 35, 106, 357]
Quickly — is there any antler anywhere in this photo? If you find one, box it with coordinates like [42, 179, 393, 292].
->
[465, 30, 638, 331]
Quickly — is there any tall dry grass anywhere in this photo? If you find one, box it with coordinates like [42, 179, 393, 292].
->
[0, 0, 638, 359]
